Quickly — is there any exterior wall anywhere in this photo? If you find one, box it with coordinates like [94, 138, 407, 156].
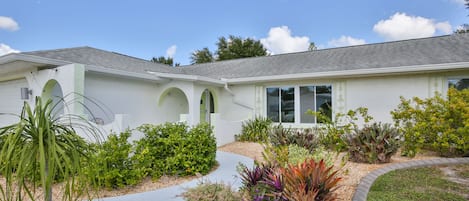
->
[84, 73, 162, 132]
[217, 84, 256, 121]
[0, 78, 28, 125]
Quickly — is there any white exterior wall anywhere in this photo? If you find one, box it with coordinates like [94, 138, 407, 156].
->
[344, 74, 439, 123]
[217, 84, 255, 121]
[84, 73, 162, 132]
[0, 78, 28, 125]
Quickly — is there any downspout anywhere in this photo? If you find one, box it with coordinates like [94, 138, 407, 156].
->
[223, 83, 254, 110]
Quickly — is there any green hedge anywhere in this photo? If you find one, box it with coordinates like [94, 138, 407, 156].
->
[134, 122, 217, 179]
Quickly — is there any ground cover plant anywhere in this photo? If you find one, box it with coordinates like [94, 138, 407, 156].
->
[367, 165, 469, 201]
[179, 181, 242, 201]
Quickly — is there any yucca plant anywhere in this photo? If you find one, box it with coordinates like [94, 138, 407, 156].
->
[279, 159, 341, 201]
[0, 96, 99, 201]
[344, 122, 401, 163]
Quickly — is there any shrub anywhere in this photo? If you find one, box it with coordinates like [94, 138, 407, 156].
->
[236, 116, 272, 142]
[86, 130, 145, 189]
[269, 124, 292, 147]
[134, 122, 216, 179]
[309, 107, 373, 152]
[392, 88, 469, 157]
[269, 125, 320, 153]
[180, 181, 242, 201]
[288, 145, 335, 167]
[344, 122, 401, 163]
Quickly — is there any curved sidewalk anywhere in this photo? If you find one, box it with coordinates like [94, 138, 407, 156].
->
[352, 157, 469, 201]
[95, 151, 254, 201]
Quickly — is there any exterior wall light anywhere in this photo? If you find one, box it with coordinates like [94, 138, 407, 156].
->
[20, 87, 32, 100]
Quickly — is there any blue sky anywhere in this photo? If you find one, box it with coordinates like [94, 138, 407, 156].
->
[0, 0, 467, 65]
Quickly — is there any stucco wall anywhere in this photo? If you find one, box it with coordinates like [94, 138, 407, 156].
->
[84, 73, 162, 130]
[0, 78, 28, 126]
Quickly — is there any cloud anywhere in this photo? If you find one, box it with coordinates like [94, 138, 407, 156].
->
[165, 45, 177, 58]
[450, 0, 466, 5]
[0, 16, 19, 31]
[0, 43, 20, 56]
[373, 12, 453, 41]
[260, 26, 310, 54]
[328, 36, 366, 47]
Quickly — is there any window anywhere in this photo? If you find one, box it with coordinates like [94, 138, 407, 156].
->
[448, 78, 469, 90]
[267, 85, 332, 124]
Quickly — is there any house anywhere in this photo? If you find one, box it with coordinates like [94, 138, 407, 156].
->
[1, 34, 468, 145]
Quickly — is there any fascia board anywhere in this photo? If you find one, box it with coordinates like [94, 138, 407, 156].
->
[222, 62, 469, 84]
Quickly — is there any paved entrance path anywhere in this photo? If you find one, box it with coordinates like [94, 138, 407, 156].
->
[352, 157, 469, 201]
[95, 151, 254, 201]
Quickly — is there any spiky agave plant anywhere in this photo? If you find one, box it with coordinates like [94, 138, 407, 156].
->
[0, 96, 99, 201]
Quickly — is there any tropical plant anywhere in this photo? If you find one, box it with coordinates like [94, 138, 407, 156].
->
[344, 122, 401, 163]
[392, 88, 469, 157]
[288, 145, 335, 167]
[235, 116, 272, 143]
[0, 96, 98, 201]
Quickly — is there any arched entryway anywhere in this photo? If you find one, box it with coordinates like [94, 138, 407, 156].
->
[158, 87, 189, 122]
[200, 89, 217, 123]
[42, 79, 64, 115]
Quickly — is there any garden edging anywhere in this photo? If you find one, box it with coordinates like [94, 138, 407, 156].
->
[352, 157, 469, 201]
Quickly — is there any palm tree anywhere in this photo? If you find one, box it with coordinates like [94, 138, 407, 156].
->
[0, 96, 98, 201]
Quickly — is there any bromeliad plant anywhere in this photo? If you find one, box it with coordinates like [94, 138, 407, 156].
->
[344, 122, 401, 163]
[0, 96, 99, 201]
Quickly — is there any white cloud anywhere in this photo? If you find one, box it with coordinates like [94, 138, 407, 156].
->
[165, 45, 177, 58]
[373, 12, 453, 41]
[328, 36, 366, 48]
[450, 0, 466, 5]
[260, 26, 310, 54]
[0, 16, 19, 31]
[0, 43, 20, 56]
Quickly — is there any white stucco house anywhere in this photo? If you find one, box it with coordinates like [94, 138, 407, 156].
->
[1, 34, 469, 146]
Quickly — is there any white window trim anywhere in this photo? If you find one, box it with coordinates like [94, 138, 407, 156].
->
[264, 83, 333, 127]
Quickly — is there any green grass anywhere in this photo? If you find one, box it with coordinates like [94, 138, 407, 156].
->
[367, 166, 469, 201]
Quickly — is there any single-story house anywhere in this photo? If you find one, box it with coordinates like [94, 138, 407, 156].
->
[1, 34, 468, 145]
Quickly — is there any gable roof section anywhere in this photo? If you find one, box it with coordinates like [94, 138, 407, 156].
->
[23, 46, 183, 75]
[182, 34, 469, 80]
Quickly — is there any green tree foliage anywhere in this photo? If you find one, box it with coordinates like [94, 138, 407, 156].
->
[392, 88, 469, 157]
[190, 36, 268, 64]
[455, 0, 469, 33]
[190, 47, 214, 64]
[215, 35, 267, 61]
[151, 56, 180, 67]
[0, 97, 97, 201]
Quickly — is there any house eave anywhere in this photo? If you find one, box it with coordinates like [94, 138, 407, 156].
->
[145, 71, 226, 86]
[222, 62, 469, 84]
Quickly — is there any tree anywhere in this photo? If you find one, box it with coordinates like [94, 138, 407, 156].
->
[215, 35, 267, 61]
[190, 47, 214, 64]
[151, 56, 180, 67]
[0, 97, 98, 201]
[190, 36, 268, 64]
[455, 0, 469, 33]
[308, 42, 317, 51]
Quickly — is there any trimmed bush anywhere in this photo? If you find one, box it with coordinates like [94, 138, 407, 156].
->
[344, 122, 401, 163]
[86, 130, 145, 189]
[392, 88, 469, 157]
[134, 122, 216, 179]
[235, 116, 272, 142]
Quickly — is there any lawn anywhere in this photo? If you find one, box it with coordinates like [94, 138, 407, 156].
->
[367, 165, 469, 201]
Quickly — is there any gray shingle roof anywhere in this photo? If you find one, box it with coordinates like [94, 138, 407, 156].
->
[23, 46, 184, 74]
[182, 34, 469, 79]
[20, 34, 469, 80]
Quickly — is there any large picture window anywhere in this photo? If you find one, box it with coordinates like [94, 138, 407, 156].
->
[267, 85, 332, 124]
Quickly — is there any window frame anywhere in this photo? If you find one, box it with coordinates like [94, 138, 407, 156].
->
[265, 84, 333, 126]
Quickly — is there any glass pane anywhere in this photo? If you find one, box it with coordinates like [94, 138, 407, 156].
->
[316, 85, 332, 123]
[266, 88, 279, 122]
[281, 87, 295, 123]
[449, 78, 469, 90]
[300, 86, 316, 123]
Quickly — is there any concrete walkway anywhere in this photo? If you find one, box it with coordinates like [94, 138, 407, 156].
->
[352, 157, 469, 201]
[95, 151, 254, 201]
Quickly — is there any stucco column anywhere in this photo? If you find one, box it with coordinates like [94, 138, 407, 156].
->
[58, 64, 85, 115]
[187, 85, 201, 126]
